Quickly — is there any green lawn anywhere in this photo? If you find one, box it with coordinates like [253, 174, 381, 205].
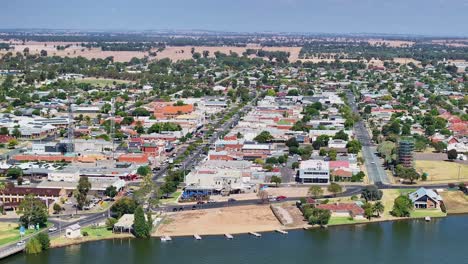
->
[81, 226, 114, 238]
[328, 217, 367, 226]
[160, 191, 181, 204]
[399, 189, 417, 195]
[0, 222, 49, 246]
[410, 209, 446, 218]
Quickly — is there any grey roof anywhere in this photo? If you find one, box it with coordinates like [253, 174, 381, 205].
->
[409, 188, 442, 203]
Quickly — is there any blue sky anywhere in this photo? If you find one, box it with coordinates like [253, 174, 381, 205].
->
[1, 0, 468, 36]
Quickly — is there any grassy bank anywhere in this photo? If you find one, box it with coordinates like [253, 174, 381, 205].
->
[51, 226, 132, 248]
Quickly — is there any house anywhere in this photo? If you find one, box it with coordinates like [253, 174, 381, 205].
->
[113, 214, 135, 233]
[298, 159, 330, 184]
[66, 224, 81, 238]
[316, 203, 365, 219]
[408, 188, 443, 209]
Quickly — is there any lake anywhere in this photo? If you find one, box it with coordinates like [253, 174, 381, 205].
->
[2, 215, 468, 264]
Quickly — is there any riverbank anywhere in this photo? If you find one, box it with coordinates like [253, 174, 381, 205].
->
[50, 226, 132, 248]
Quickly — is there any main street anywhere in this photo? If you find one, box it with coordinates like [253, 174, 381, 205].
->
[346, 91, 391, 185]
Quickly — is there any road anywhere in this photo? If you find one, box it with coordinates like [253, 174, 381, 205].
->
[0, 212, 107, 259]
[346, 91, 391, 185]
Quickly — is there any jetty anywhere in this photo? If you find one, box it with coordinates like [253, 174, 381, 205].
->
[249, 232, 262, 237]
[194, 234, 202, 240]
[225, 234, 233, 239]
[276, 229, 288, 234]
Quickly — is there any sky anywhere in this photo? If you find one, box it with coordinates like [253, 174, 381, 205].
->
[1, 0, 468, 36]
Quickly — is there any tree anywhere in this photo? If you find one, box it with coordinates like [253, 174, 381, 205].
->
[432, 141, 447, 153]
[53, 203, 62, 214]
[312, 135, 329, 150]
[146, 212, 153, 234]
[390, 195, 413, 217]
[363, 202, 374, 220]
[285, 137, 299, 148]
[292, 162, 299, 169]
[270, 176, 282, 187]
[306, 208, 331, 226]
[18, 195, 48, 227]
[133, 206, 149, 238]
[257, 189, 269, 204]
[25, 237, 42, 254]
[106, 217, 118, 230]
[11, 127, 21, 138]
[447, 149, 458, 161]
[192, 52, 201, 60]
[74, 177, 91, 210]
[346, 140, 362, 154]
[36, 232, 50, 250]
[110, 197, 138, 218]
[395, 165, 420, 183]
[327, 183, 342, 196]
[308, 186, 323, 198]
[254, 131, 273, 143]
[6, 167, 23, 179]
[104, 186, 118, 198]
[0, 127, 9, 135]
[373, 201, 385, 217]
[361, 185, 383, 201]
[333, 130, 349, 141]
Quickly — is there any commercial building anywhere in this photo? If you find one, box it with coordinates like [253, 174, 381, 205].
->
[298, 159, 330, 184]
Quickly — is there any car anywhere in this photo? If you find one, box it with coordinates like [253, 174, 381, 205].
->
[371, 161, 375, 164]
[192, 205, 197, 210]
[207, 200, 216, 203]
[276, 195, 287, 201]
[227, 198, 237, 202]
[196, 201, 205, 205]
[48, 227, 58, 232]
[16, 241, 25, 246]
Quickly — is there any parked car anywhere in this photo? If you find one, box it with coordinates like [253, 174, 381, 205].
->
[48, 227, 58, 232]
[16, 241, 25, 246]
[227, 198, 237, 202]
[196, 201, 205, 205]
[276, 196, 287, 201]
[207, 200, 216, 204]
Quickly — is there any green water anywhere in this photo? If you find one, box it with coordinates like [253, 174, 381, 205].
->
[2, 215, 468, 264]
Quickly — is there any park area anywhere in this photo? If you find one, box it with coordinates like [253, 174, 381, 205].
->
[154, 205, 285, 237]
[0, 222, 36, 246]
[51, 226, 132, 248]
[415, 160, 468, 183]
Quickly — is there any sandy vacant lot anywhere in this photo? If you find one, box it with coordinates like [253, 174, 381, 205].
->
[415, 160, 468, 183]
[208, 187, 311, 203]
[441, 191, 468, 214]
[155, 45, 302, 61]
[155, 205, 284, 237]
[1, 41, 148, 62]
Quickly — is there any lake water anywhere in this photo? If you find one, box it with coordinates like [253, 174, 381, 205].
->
[2, 215, 468, 264]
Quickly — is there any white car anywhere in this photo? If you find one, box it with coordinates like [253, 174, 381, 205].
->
[16, 240, 25, 246]
[48, 227, 58, 232]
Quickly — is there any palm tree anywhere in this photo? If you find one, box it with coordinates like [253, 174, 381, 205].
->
[373, 201, 385, 217]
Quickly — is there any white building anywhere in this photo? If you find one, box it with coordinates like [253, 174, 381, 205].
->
[47, 168, 80, 182]
[328, 139, 348, 149]
[298, 159, 330, 184]
[65, 224, 81, 238]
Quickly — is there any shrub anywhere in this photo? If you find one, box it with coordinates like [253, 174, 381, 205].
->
[36, 233, 50, 250]
[25, 238, 42, 254]
[82, 231, 89, 237]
